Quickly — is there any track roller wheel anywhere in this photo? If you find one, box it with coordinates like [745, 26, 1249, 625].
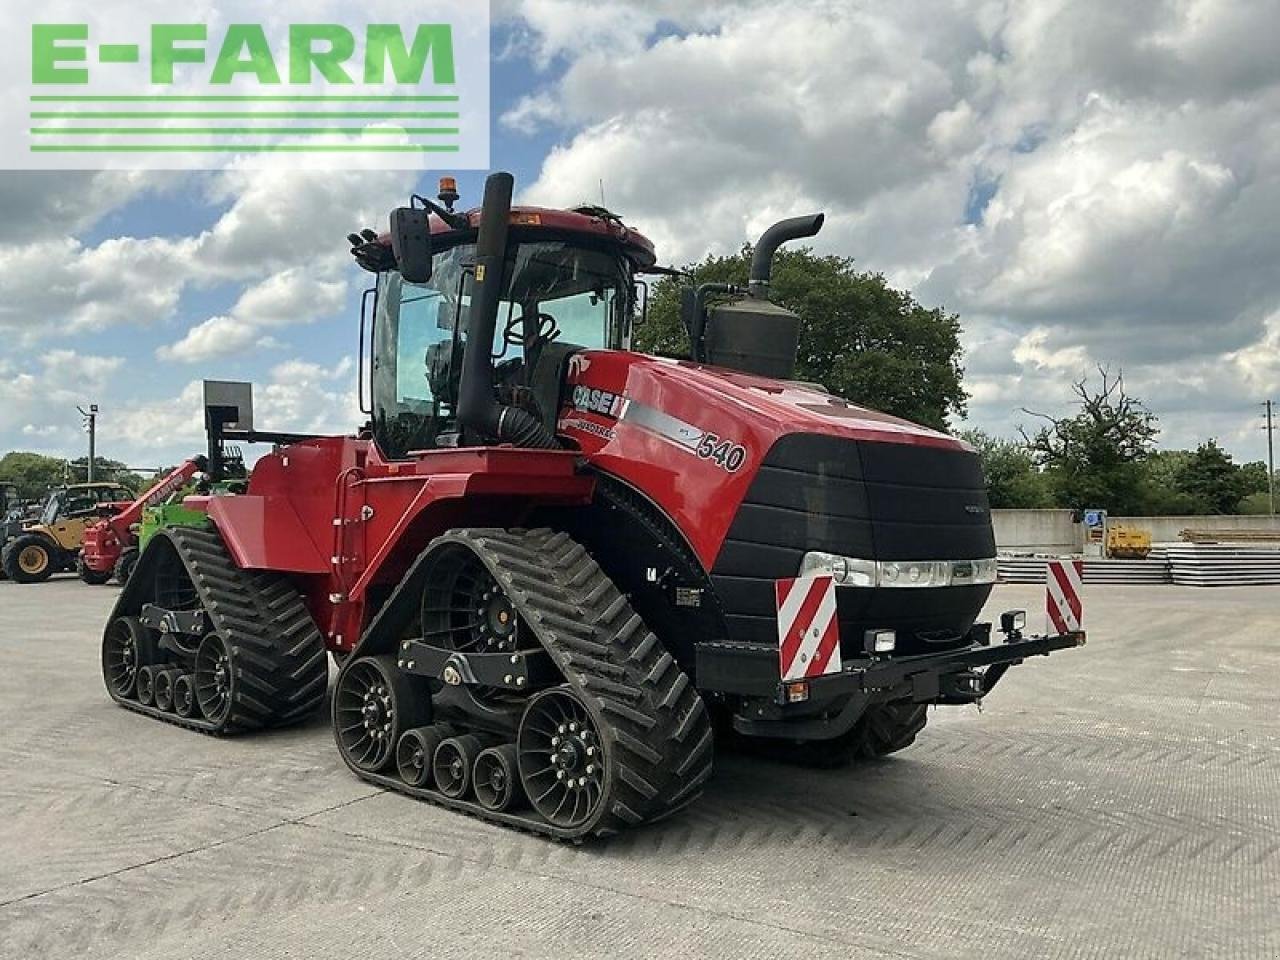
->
[517, 687, 606, 830]
[474, 744, 524, 812]
[153, 668, 181, 712]
[136, 665, 157, 707]
[334, 656, 429, 773]
[172, 674, 196, 718]
[102, 616, 157, 699]
[432, 735, 485, 800]
[396, 725, 448, 788]
[194, 633, 234, 726]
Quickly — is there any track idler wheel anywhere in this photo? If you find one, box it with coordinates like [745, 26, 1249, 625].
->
[474, 744, 524, 813]
[194, 633, 234, 725]
[334, 656, 429, 773]
[102, 616, 158, 699]
[396, 725, 448, 788]
[517, 687, 606, 830]
[153, 668, 181, 712]
[172, 674, 196, 718]
[432, 735, 485, 800]
[136, 665, 157, 707]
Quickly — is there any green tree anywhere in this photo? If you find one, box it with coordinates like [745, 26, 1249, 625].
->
[637, 247, 967, 430]
[1138, 449, 1199, 515]
[960, 429, 1055, 508]
[0, 451, 144, 500]
[1020, 367, 1159, 514]
[1238, 461, 1272, 496]
[1173, 440, 1249, 515]
[0, 452, 69, 499]
[66, 457, 144, 493]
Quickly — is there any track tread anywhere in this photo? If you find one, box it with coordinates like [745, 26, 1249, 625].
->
[103, 525, 328, 735]
[344, 526, 714, 841]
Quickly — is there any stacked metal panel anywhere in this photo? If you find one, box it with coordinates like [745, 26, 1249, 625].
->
[1164, 542, 1280, 586]
[997, 556, 1172, 585]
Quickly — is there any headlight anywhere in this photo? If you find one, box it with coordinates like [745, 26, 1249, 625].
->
[799, 552, 998, 588]
[798, 551, 876, 587]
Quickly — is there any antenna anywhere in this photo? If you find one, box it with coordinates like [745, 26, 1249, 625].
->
[599, 179, 606, 206]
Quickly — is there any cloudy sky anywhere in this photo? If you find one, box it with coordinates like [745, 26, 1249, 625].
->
[2, 0, 1278, 470]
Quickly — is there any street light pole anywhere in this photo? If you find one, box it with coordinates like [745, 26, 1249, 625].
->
[77, 404, 98, 483]
[1266, 399, 1276, 516]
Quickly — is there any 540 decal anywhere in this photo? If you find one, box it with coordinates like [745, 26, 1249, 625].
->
[565, 382, 748, 473]
[695, 433, 747, 473]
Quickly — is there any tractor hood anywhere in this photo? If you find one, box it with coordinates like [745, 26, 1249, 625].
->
[558, 350, 974, 568]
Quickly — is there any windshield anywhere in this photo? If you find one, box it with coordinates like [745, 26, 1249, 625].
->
[372, 239, 631, 455]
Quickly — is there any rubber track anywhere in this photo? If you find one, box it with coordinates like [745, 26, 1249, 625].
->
[345, 527, 715, 841]
[104, 526, 329, 735]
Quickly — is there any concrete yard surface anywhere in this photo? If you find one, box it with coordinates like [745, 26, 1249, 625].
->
[0, 578, 1277, 959]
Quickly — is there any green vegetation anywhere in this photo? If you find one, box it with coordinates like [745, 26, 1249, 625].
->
[966, 369, 1274, 515]
[637, 246, 967, 431]
[0, 451, 145, 500]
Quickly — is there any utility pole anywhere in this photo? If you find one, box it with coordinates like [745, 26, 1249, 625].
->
[78, 404, 98, 482]
[1265, 399, 1276, 516]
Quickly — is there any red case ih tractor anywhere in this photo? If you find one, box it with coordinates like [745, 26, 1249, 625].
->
[102, 172, 1082, 840]
[79, 457, 208, 585]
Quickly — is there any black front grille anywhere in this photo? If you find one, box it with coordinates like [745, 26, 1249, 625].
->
[710, 434, 995, 654]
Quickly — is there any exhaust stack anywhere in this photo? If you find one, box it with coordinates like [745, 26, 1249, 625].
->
[701, 212, 825, 380]
[456, 172, 559, 448]
[747, 213, 825, 299]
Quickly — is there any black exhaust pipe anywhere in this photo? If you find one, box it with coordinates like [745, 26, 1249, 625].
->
[747, 213, 824, 299]
[456, 172, 558, 448]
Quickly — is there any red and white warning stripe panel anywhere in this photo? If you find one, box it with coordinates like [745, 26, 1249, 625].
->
[1045, 559, 1084, 634]
[775, 575, 842, 680]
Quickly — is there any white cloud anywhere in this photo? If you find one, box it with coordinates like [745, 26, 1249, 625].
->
[156, 317, 262, 364]
[100, 357, 358, 466]
[0, 169, 414, 343]
[500, 93, 563, 134]
[510, 0, 1280, 460]
[157, 269, 350, 363]
[0, 351, 126, 455]
[0, 172, 177, 243]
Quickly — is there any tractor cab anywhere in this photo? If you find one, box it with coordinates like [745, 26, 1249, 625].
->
[353, 183, 656, 458]
[40, 483, 133, 524]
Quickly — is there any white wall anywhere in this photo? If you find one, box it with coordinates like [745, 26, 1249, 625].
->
[992, 510, 1280, 553]
[1110, 514, 1280, 543]
[991, 510, 1080, 554]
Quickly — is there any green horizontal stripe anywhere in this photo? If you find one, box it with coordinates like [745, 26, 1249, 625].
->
[31, 144, 460, 153]
[31, 127, 460, 136]
[31, 95, 459, 102]
[32, 111, 459, 119]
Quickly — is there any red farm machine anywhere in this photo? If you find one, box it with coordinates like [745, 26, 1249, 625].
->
[102, 172, 1083, 840]
[79, 457, 208, 585]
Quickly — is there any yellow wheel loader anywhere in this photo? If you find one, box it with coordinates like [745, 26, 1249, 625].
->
[1, 483, 132, 583]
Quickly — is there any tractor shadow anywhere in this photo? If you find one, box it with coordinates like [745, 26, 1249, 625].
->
[589, 731, 1004, 857]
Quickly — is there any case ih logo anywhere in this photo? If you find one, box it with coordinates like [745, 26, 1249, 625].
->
[3, 0, 490, 171]
[571, 386, 628, 419]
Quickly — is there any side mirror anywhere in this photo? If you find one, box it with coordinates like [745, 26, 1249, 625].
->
[389, 207, 433, 284]
[634, 279, 649, 328]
